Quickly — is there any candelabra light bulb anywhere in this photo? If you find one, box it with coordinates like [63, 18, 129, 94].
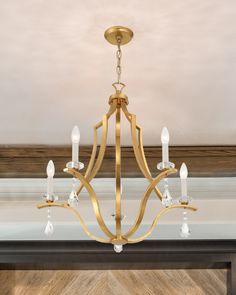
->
[71, 125, 80, 143]
[180, 162, 188, 179]
[161, 127, 169, 144]
[46, 160, 55, 178]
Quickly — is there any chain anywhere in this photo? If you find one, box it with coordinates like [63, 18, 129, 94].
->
[116, 39, 122, 84]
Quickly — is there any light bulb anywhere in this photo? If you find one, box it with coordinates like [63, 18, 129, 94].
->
[180, 163, 188, 179]
[71, 126, 80, 143]
[161, 127, 169, 144]
[46, 160, 55, 178]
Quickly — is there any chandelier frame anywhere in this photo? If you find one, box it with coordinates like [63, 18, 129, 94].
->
[38, 94, 196, 246]
[37, 26, 197, 248]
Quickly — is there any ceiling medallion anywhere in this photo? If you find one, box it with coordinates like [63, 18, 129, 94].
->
[37, 26, 197, 253]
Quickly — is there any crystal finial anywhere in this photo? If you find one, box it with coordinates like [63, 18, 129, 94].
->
[114, 244, 123, 253]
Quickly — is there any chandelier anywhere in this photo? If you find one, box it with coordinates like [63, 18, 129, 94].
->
[37, 26, 197, 253]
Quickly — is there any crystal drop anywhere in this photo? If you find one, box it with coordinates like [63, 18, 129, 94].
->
[162, 188, 173, 207]
[69, 190, 77, 199]
[180, 223, 190, 238]
[68, 198, 79, 207]
[44, 221, 54, 236]
[68, 191, 79, 207]
[114, 244, 123, 253]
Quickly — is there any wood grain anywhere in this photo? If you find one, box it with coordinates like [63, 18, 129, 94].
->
[0, 269, 226, 295]
[0, 145, 236, 178]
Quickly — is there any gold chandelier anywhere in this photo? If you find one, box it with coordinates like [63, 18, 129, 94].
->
[37, 26, 197, 252]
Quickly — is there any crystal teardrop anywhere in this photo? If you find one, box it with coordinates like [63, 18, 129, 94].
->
[162, 188, 173, 207]
[180, 223, 190, 238]
[44, 220, 54, 236]
[68, 190, 79, 207]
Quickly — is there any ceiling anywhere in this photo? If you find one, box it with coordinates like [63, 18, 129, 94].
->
[0, 0, 235, 145]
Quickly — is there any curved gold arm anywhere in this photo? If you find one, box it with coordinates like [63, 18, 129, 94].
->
[66, 167, 115, 239]
[81, 124, 99, 183]
[37, 202, 111, 244]
[88, 101, 117, 181]
[131, 114, 166, 200]
[76, 101, 117, 195]
[121, 102, 167, 201]
[76, 115, 107, 195]
[121, 102, 157, 184]
[123, 167, 177, 239]
[106, 100, 118, 118]
[127, 204, 197, 244]
[86, 115, 108, 182]
[121, 101, 132, 121]
[136, 124, 152, 177]
[76, 121, 101, 195]
[122, 102, 152, 174]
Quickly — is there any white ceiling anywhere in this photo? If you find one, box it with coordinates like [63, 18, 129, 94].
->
[0, 0, 236, 145]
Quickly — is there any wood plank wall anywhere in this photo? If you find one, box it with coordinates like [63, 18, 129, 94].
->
[0, 145, 236, 178]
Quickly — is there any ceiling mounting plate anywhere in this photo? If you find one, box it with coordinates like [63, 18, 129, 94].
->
[104, 26, 133, 46]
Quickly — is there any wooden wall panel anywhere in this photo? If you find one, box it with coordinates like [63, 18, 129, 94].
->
[0, 269, 226, 295]
[0, 145, 236, 178]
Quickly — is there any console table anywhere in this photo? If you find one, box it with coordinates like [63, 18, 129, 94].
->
[0, 240, 235, 294]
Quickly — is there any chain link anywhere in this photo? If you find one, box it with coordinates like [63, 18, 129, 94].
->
[116, 42, 122, 84]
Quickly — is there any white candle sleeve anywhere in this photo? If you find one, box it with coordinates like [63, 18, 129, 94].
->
[47, 177, 53, 197]
[161, 127, 170, 164]
[71, 126, 80, 163]
[46, 160, 55, 197]
[72, 142, 79, 163]
[162, 142, 169, 163]
[181, 178, 187, 197]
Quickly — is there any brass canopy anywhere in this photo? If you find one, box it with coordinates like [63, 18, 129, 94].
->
[104, 26, 133, 45]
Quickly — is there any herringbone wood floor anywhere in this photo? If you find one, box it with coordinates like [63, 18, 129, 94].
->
[0, 269, 226, 295]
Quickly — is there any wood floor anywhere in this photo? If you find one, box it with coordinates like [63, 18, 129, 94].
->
[0, 269, 226, 295]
